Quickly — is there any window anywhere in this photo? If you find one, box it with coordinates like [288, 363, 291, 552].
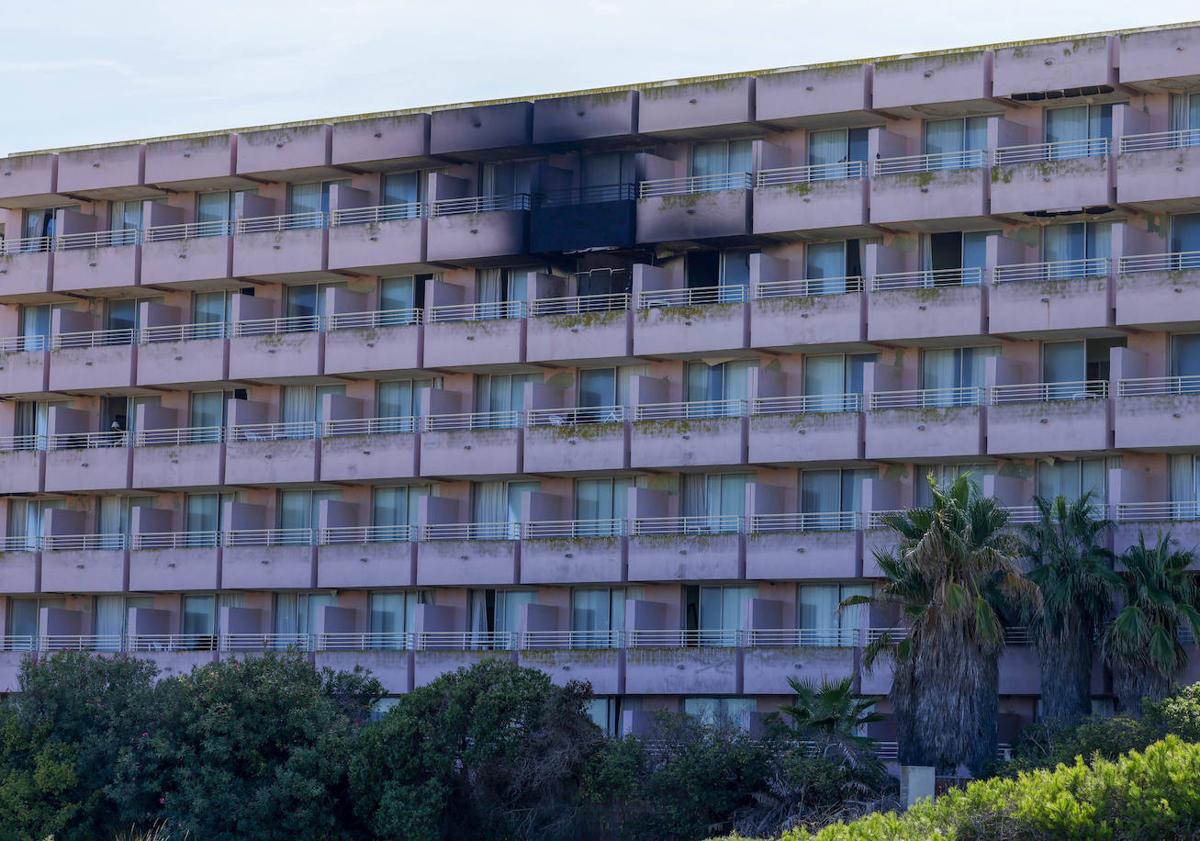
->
[574, 477, 634, 534]
[278, 489, 341, 535]
[483, 162, 531, 197]
[808, 128, 870, 178]
[683, 697, 755, 728]
[923, 231, 988, 284]
[1036, 459, 1108, 504]
[798, 582, 871, 645]
[800, 469, 873, 528]
[924, 117, 987, 168]
[1042, 222, 1111, 277]
[691, 139, 752, 188]
[474, 267, 528, 319]
[379, 274, 430, 320]
[580, 152, 636, 201]
[1170, 214, 1200, 259]
[18, 304, 51, 351]
[684, 249, 753, 298]
[471, 480, 539, 534]
[189, 391, 230, 430]
[372, 486, 429, 537]
[6, 499, 59, 550]
[182, 595, 217, 647]
[1044, 104, 1111, 158]
[22, 207, 67, 244]
[1171, 333, 1200, 386]
[805, 240, 863, 293]
[13, 401, 50, 448]
[585, 697, 622, 736]
[576, 266, 631, 297]
[685, 359, 753, 412]
[684, 584, 757, 646]
[285, 282, 345, 324]
[382, 172, 423, 217]
[680, 473, 749, 533]
[94, 595, 152, 651]
[468, 589, 534, 647]
[1041, 338, 1124, 394]
[377, 379, 436, 429]
[185, 493, 226, 536]
[921, 346, 997, 403]
[273, 592, 333, 646]
[281, 384, 345, 430]
[474, 373, 537, 425]
[109, 200, 143, 242]
[571, 587, 642, 647]
[105, 298, 140, 334]
[195, 191, 237, 235]
[369, 590, 432, 648]
[7, 597, 64, 640]
[804, 353, 877, 407]
[288, 180, 348, 221]
[914, 464, 994, 507]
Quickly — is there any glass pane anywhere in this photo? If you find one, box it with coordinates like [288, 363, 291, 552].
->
[1046, 106, 1089, 144]
[496, 590, 534, 633]
[185, 494, 219, 533]
[196, 192, 231, 224]
[1042, 341, 1086, 383]
[380, 276, 415, 312]
[1043, 223, 1086, 264]
[383, 172, 420, 206]
[182, 595, 216, 636]
[720, 251, 751, 290]
[506, 481, 539, 524]
[801, 470, 841, 513]
[279, 491, 311, 530]
[189, 391, 225, 428]
[924, 119, 964, 159]
[808, 129, 848, 167]
[1171, 214, 1200, 254]
[370, 593, 405, 634]
[288, 182, 322, 215]
[1171, 334, 1200, 378]
[372, 487, 406, 527]
[798, 585, 839, 629]
[1170, 455, 1195, 504]
[579, 369, 616, 408]
[806, 242, 846, 282]
[922, 348, 957, 390]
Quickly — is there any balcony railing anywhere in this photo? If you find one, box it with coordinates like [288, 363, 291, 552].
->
[314, 632, 412, 651]
[639, 171, 753, 198]
[630, 515, 742, 536]
[634, 399, 747, 421]
[318, 524, 415, 544]
[429, 194, 531, 217]
[756, 160, 867, 187]
[872, 149, 986, 176]
[329, 202, 425, 226]
[143, 220, 232, 242]
[749, 511, 860, 533]
[47, 430, 128, 450]
[1116, 501, 1200, 522]
[1118, 251, 1200, 274]
[232, 314, 322, 337]
[422, 410, 522, 432]
[425, 299, 525, 323]
[235, 212, 325, 234]
[536, 184, 637, 206]
[322, 416, 417, 437]
[0, 635, 35, 651]
[227, 421, 318, 442]
[526, 405, 626, 426]
[126, 634, 218, 652]
[989, 380, 1109, 404]
[869, 386, 985, 410]
[872, 267, 983, 291]
[993, 137, 1109, 165]
[0, 235, 52, 256]
[1118, 375, 1200, 397]
[0, 535, 41, 552]
[325, 308, 421, 330]
[220, 633, 312, 651]
[420, 521, 520, 541]
[751, 393, 861, 415]
[528, 293, 630, 317]
[135, 426, 224, 446]
[993, 257, 1110, 283]
[51, 328, 136, 350]
[0, 334, 47, 353]
[519, 629, 624, 649]
[0, 434, 45, 453]
[1119, 128, 1200, 154]
[223, 528, 314, 547]
[523, 518, 625, 539]
[41, 634, 125, 652]
[132, 531, 220, 550]
[140, 321, 229, 343]
[43, 533, 126, 551]
[56, 228, 139, 250]
[754, 276, 864, 299]
[638, 284, 747, 308]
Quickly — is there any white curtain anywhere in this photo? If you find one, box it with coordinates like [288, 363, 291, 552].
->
[808, 129, 848, 169]
[806, 242, 847, 294]
[921, 348, 958, 391]
[182, 595, 216, 636]
[801, 470, 841, 514]
[496, 590, 534, 633]
[278, 491, 312, 531]
[1171, 334, 1200, 379]
[1170, 455, 1196, 504]
[804, 354, 845, 403]
[94, 596, 126, 651]
[185, 494, 220, 533]
[288, 182, 322, 215]
[471, 481, 506, 524]
[475, 268, 503, 305]
[798, 585, 840, 630]
[282, 385, 316, 426]
[681, 474, 706, 519]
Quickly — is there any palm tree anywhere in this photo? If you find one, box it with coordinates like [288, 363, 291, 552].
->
[853, 472, 1038, 776]
[773, 675, 882, 747]
[1103, 531, 1200, 711]
[1020, 492, 1120, 727]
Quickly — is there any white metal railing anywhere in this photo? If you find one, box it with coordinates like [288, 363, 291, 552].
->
[319, 524, 415, 544]
[1119, 251, 1200, 274]
[754, 276, 864, 299]
[743, 628, 861, 647]
[0, 635, 34, 651]
[51, 328, 136, 349]
[872, 267, 983, 290]
[528, 293, 630, 317]
[322, 416, 417, 437]
[422, 410, 521, 431]
[429, 194, 531, 217]
[0, 434, 45, 453]
[413, 631, 517, 650]
[638, 284, 747, 308]
[990, 380, 1109, 403]
[1002, 506, 1044, 525]
[40, 635, 125, 652]
[1118, 375, 1200, 397]
[325, 308, 421, 330]
[749, 512, 860, 533]
[140, 321, 228, 343]
[639, 171, 753, 198]
[223, 528, 313, 547]
[421, 521, 520, 541]
[315, 632, 412, 651]
[0, 235, 52, 255]
[993, 257, 1110, 283]
[235, 212, 324, 234]
[873, 149, 985, 176]
[994, 137, 1109, 165]
[1120, 128, 1200, 154]
[0, 535, 41, 552]
[520, 630, 623, 649]
[220, 633, 312, 651]
[625, 629, 744, 647]
[752, 393, 861, 415]
[631, 515, 742, 536]
[425, 299, 525, 323]
[135, 426, 224, 446]
[232, 315, 321, 337]
[143, 220, 232, 242]
[329, 203, 425, 226]
[756, 160, 866, 187]
[43, 533, 126, 551]
[56, 228, 139, 250]
[869, 387, 985, 410]
[228, 421, 317, 442]
[132, 531, 220, 550]
[524, 519, 626, 539]
[866, 510, 902, 529]
[126, 634, 217, 652]
[526, 405, 625, 426]
[634, 399, 747, 421]
[0, 334, 47, 353]
[47, 430, 128, 450]
[1116, 501, 1200, 522]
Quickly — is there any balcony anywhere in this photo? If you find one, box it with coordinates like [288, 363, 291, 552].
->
[129, 531, 220, 591]
[225, 423, 319, 485]
[57, 145, 152, 200]
[419, 411, 522, 478]
[0, 537, 39, 593]
[750, 276, 867, 349]
[1115, 376, 1200, 450]
[624, 633, 739, 695]
[639, 75, 756, 134]
[0, 153, 59, 207]
[41, 533, 127, 593]
[53, 228, 141, 293]
[526, 294, 632, 364]
[865, 387, 986, 460]
[328, 203, 427, 272]
[745, 513, 861, 580]
[630, 401, 747, 469]
[317, 645, 412, 694]
[866, 268, 985, 343]
[529, 185, 637, 253]
[523, 406, 629, 473]
[747, 394, 863, 464]
[753, 162, 871, 238]
[232, 212, 330, 282]
[136, 321, 229, 387]
[987, 381, 1111, 456]
[141, 221, 234, 288]
[48, 328, 136, 391]
[518, 638, 622, 694]
[430, 102, 533, 159]
[0, 335, 48, 395]
[221, 530, 316, 589]
[0, 237, 54, 299]
[1116, 253, 1200, 330]
[320, 416, 419, 482]
[1117, 130, 1200, 210]
[991, 139, 1113, 214]
[426, 195, 530, 264]
[132, 426, 225, 489]
[743, 640, 857, 694]
[416, 523, 520, 586]
[235, 124, 338, 181]
[627, 517, 743, 581]
[633, 285, 748, 357]
[1119, 27, 1200, 89]
[532, 90, 638, 145]
[989, 258, 1113, 335]
[227, 316, 323, 381]
[872, 51, 992, 114]
[324, 308, 422, 376]
[755, 64, 873, 130]
[423, 300, 525, 369]
[44, 431, 131, 493]
[520, 520, 626, 584]
[413, 646, 515, 687]
[992, 35, 1116, 98]
[144, 135, 251, 191]
[870, 152, 989, 229]
[0, 438, 44, 494]
[636, 173, 752, 244]
[317, 527, 417, 589]
[1113, 503, 1200, 556]
[331, 113, 434, 170]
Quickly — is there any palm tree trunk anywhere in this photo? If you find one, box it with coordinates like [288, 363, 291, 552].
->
[1113, 662, 1174, 713]
[1037, 617, 1095, 726]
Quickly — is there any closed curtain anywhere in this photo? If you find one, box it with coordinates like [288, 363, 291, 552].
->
[282, 385, 315, 426]
[804, 354, 845, 410]
[808, 129, 848, 173]
[472, 481, 506, 524]
[94, 596, 126, 651]
[806, 242, 847, 294]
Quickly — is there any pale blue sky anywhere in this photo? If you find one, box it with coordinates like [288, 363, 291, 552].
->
[3, 0, 1197, 154]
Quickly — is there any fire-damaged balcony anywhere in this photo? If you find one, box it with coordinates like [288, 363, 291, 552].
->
[636, 172, 752, 244]
[529, 185, 636, 253]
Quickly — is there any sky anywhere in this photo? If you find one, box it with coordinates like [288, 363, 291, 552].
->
[3, 0, 1198, 155]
